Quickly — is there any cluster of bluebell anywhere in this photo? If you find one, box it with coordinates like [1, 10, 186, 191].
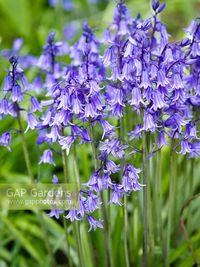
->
[0, 0, 200, 231]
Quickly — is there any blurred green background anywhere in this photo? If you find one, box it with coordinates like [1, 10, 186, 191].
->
[0, 0, 200, 52]
[0, 1, 200, 267]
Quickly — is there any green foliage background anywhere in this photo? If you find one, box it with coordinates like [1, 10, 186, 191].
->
[0, 1, 200, 267]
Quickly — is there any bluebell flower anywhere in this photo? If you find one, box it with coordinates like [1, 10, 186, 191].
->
[0, 132, 11, 150]
[129, 87, 145, 108]
[52, 174, 59, 184]
[71, 96, 83, 114]
[157, 131, 169, 149]
[86, 191, 102, 212]
[80, 129, 91, 143]
[173, 73, 183, 89]
[11, 84, 23, 102]
[59, 135, 75, 155]
[100, 139, 128, 159]
[122, 164, 142, 192]
[30, 96, 42, 112]
[157, 70, 169, 87]
[99, 119, 115, 139]
[85, 103, 98, 118]
[87, 215, 103, 231]
[62, 0, 73, 11]
[39, 149, 55, 165]
[102, 172, 114, 190]
[143, 110, 157, 132]
[109, 185, 123, 206]
[2, 56, 30, 110]
[48, 209, 64, 219]
[46, 125, 61, 143]
[179, 140, 192, 155]
[13, 38, 23, 52]
[64, 210, 81, 222]
[152, 0, 160, 11]
[129, 125, 142, 140]
[157, 3, 166, 14]
[0, 98, 9, 115]
[184, 20, 198, 36]
[164, 114, 188, 133]
[37, 31, 68, 76]
[31, 76, 43, 94]
[189, 142, 200, 157]
[105, 160, 120, 173]
[47, 175, 65, 218]
[141, 70, 151, 89]
[151, 89, 166, 111]
[37, 134, 48, 145]
[25, 113, 38, 132]
[184, 123, 198, 140]
[85, 171, 103, 192]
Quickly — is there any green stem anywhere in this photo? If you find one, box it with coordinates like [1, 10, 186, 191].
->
[16, 106, 57, 267]
[73, 144, 85, 267]
[124, 196, 130, 267]
[74, 221, 84, 267]
[62, 150, 68, 184]
[147, 137, 154, 264]
[100, 192, 111, 267]
[131, 194, 139, 265]
[89, 125, 98, 170]
[119, 117, 130, 267]
[142, 130, 148, 267]
[129, 112, 139, 266]
[16, 108, 34, 181]
[63, 219, 73, 267]
[166, 143, 174, 267]
[62, 150, 73, 267]
[187, 158, 194, 235]
[107, 189, 114, 267]
[156, 151, 166, 266]
[89, 121, 112, 267]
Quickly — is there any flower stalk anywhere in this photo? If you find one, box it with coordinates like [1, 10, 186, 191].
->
[142, 129, 148, 267]
[16, 106, 57, 267]
[72, 143, 85, 267]
[166, 142, 175, 267]
[62, 149, 73, 267]
[119, 116, 130, 267]
[89, 121, 112, 267]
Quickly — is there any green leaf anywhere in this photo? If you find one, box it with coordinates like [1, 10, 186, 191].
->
[170, 231, 200, 263]
[0, 0, 31, 37]
[1, 216, 44, 263]
[0, 247, 11, 262]
[80, 223, 94, 267]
